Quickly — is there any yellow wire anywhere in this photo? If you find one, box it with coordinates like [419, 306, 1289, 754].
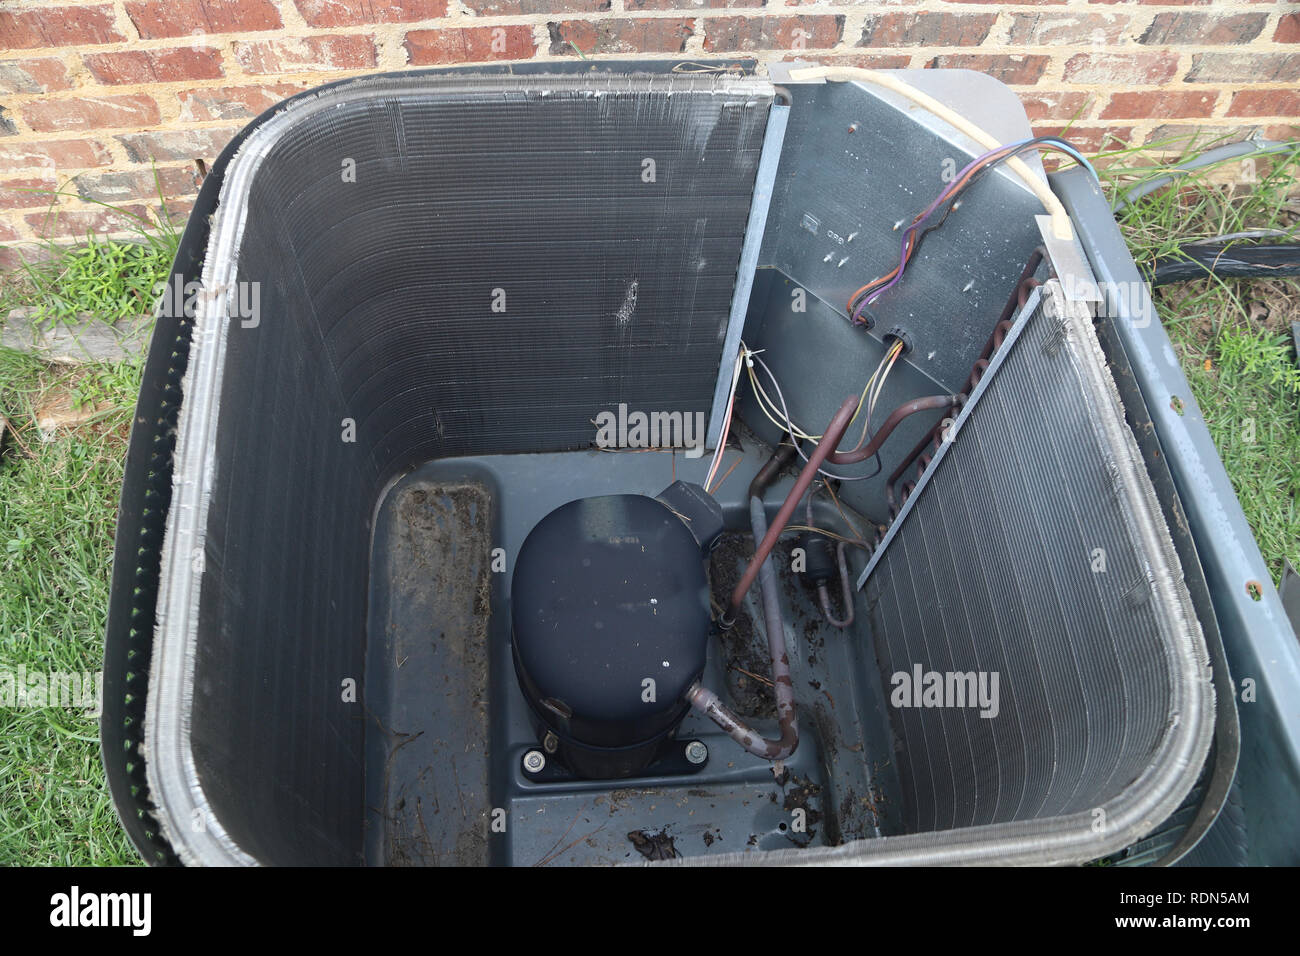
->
[866, 340, 904, 426]
[743, 341, 898, 446]
[747, 361, 820, 441]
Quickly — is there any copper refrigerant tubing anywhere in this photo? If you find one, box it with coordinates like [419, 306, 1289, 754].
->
[818, 541, 855, 629]
[825, 394, 958, 466]
[724, 394, 860, 618]
[694, 489, 801, 759]
[886, 253, 1050, 513]
[805, 491, 854, 629]
[697, 396, 856, 761]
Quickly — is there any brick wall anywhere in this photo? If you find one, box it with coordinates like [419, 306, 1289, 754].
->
[2, 0, 1298, 260]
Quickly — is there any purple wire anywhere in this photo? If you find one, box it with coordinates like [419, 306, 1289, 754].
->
[852, 141, 1028, 318]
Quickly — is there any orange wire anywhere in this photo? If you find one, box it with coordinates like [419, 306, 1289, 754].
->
[846, 142, 1024, 313]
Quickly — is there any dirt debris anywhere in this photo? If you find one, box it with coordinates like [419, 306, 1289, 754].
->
[627, 828, 679, 860]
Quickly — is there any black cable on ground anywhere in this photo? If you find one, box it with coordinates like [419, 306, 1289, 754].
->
[1146, 242, 1300, 286]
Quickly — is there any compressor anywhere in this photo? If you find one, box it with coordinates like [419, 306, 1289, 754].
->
[510, 481, 723, 778]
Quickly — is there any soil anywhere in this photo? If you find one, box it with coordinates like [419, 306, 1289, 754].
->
[708, 532, 777, 719]
[380, 480, 493, 867]
[627, 828, 679, 860]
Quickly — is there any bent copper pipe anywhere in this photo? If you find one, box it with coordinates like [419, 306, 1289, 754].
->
[888, 417, 949, 505]
[689, 494, 800, 760]
[693, 437, 818, 761]
[817, 541, 855, 629]
[1018, 277, 1042, 307]
[724, 394, 860, 619]
[993, 247, 1045, 331]
[826, 394, 957, 465]
[748, 438, 798, 500]
[803, 490, 853, 629]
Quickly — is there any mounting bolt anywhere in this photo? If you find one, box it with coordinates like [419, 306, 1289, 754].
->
[523, 750, 546, 774]
[542, 731, 559, 754]
[685, 740, 708, 765]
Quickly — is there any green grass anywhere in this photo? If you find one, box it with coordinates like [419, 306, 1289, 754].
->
[1, 178, 178, 327]
[1096, 136, 1300, 585]
[0, 187, 176, 864]
[0, 349, 144, 864]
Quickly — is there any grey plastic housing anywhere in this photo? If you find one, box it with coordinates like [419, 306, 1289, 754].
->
[130, 65, 1231, 866]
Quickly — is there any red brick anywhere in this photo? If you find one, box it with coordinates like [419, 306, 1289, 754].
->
[1261, 123, 1300, 141]
[703, 16, 842, 53]
[0, 139, 114, 170]
[177, 84, 306, 121]
[162, 197, 195, 225]
[83, 47, 225, 85]
[234, 36, 377, 74]
[116, 126, 241, 163]
[1186, 53, 1300, 84]
[0, 220, 23, 244]
[406, 26, 537, 64]
[1143, 124, 1241, 147]
[808, 53, 912, 71]
[0, 176, 60, 209]
[0, 5, 125, 49]
[551, 18, 696, 56]
[1227, 89, 1300, 118]
[468, 0, 608, 14]
[26, 205, 152, 238]
[924, 54, 1050, 86]
[22, 95, 161, 134]
[1062, 52, 1179, 85]
[1002, 12, 1130, 46]
[626, 0, 753, 9]
[0, 58, 73, 95]
[1017, 90, 1093, 124]
[1101, 90, 1218, 120]
[1140, 12, 1268, 46]
[1, 243, 59, 271]
[1034, 125, 1130, 156]
[125, 0, 282, 40]
[294, 0, 448, 25]
[1276, 13, 1300, 43]
[859, 12, 993, 48]
[72, 166, 201, 204]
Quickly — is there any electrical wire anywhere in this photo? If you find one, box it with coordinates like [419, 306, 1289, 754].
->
[748, 350, 884, 482]
[786, 66, 1076, 241]
[847, 137, 1093, 323]
[744, 340, 896, 443]
[704, 349, 745, 492]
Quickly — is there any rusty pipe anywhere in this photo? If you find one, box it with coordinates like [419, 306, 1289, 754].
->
[1017, 276, 1042, 308]
[689, 682, 794, 762]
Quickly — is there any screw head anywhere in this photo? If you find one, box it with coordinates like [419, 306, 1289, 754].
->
[542, 731, 559, 754]
[684, 740, 708, 765]
[523, 750, 546, 774]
